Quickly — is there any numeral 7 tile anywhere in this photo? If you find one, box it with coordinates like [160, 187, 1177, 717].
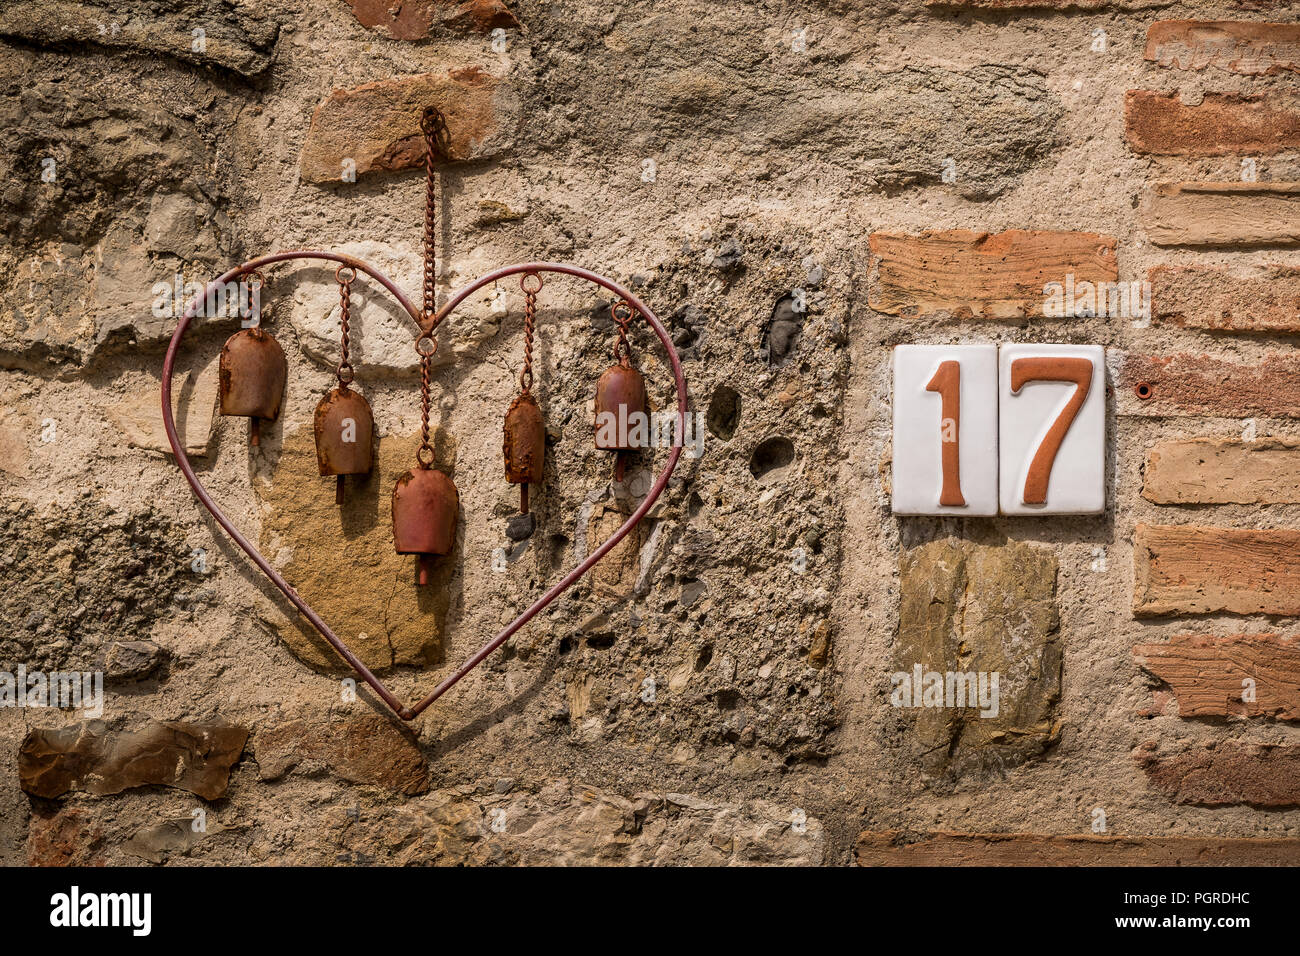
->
[998, 344, 1105, 515]
[892, 345, 999, 516]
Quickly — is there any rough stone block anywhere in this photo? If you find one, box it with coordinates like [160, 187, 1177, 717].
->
[895, 537, 1061, 783]
[19, 720, 248, 800]
[256, 428, 454, 673]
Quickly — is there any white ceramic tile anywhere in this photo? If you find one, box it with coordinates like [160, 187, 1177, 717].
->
[892, 344, 999, 516]
[998, 343, 1105, 515]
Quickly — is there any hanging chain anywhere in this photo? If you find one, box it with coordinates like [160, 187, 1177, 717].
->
[245, 270, 266, 327]
[420, 106, 449, 323]
[417, 340, 435, 467]
[335, 264, 356, 387]
[415, 326, 437, 468]
[612, 300, 635, 367]
[519, 272, 542, 393]
[415, 106, 448, 469]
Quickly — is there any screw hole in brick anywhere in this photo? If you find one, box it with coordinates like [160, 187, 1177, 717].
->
[1134, 382, 1154, 400]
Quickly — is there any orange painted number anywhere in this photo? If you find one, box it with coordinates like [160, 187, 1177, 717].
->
[1009, 356, 1094, 505]
[926, 360, 965, 507]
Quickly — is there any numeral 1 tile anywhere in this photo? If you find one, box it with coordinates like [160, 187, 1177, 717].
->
[892, 344, 999, 516]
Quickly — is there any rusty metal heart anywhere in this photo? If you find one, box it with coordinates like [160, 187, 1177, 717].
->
[162, 253, 687, 719]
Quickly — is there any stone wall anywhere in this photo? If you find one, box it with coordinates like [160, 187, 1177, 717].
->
[2, 0, 1299, 866]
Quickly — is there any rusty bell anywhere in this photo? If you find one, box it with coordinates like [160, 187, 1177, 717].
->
[219, 327, 287, 446]
[392, 466, 459, 586]
[503, 393, 544, 514]
[314, 386, 374, 504]
[594, 363, 647, 481]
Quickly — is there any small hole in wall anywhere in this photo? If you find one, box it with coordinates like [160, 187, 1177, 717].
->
[765, 294, 802, 366]
[749, 436, 796, 480]
[707, 386, 741, 441]
[1134, 382, 1154, 400]
[548, 533, 569, 570]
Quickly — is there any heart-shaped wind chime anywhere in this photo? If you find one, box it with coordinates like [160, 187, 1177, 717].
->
[161, 107, 688, 720]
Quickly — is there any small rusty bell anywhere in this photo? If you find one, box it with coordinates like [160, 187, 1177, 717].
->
[315, 387, 374, 504]
[594, 301, 647, 482]
[595, 365, 648, 481]
[314, 265, 373, 503]
[396, 296, 456, 585]
[219, 280, 287, 447]
[504, 271, 545, 514]
[392, 465, 459, 585]
[504, 392, 544, 514]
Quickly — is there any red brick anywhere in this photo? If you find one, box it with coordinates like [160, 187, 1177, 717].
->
[344, 0, 517, 37]
[1134, 634, 1300, 719]
[1125, 90, 1300, 156]
[345, 0, 517, 36]
[1133, 524, 1300, 617]
[1140, 182, 1300, 246]
[1145, 20, 1300, 75]
[1143, 438, 1300, 504]
[867, 229, 1118, 319]
[1118, 352, 1300, 418]
[1150, 264, 1300, 332]
[1136, 742, 1300, 807]
[299, 69, 517, 184]
[856, 830, 1300, 865]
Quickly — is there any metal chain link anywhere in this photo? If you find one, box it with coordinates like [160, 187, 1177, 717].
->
[417, 346, 435, 467]
[335, 264, 356, 386]
[416, 106, 449, 469]
[519, 272, 542, 393]
[612, 300, 635, 367]
[245, 270, 266, 327]
[420, 106, 449, 323]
